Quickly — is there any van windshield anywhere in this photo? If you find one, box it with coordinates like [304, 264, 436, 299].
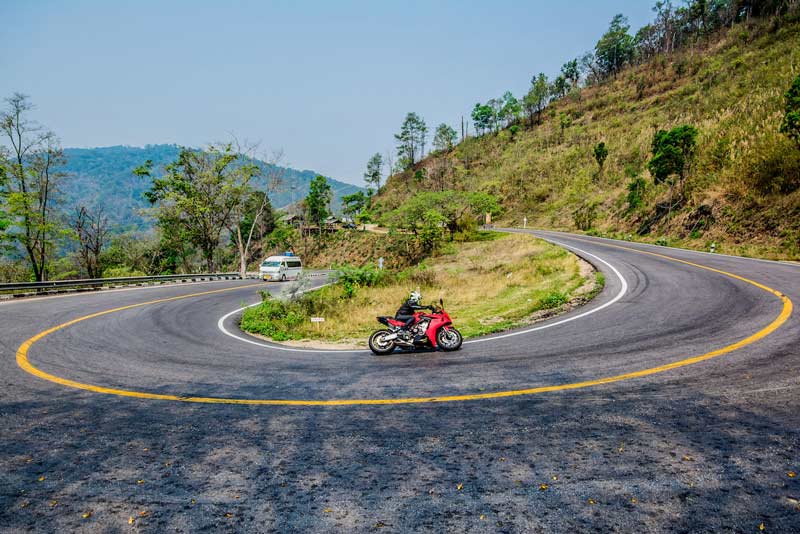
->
[261, 261, 281, 267]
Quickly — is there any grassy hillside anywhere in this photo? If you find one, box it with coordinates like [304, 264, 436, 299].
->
[298, 229, 427, 270]
[380, 19, 800, 260]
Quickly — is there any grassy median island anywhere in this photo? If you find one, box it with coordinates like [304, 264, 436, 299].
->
[239, 232, 600, 347]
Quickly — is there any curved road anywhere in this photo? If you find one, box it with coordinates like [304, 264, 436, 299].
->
[1, 231, 798, 532]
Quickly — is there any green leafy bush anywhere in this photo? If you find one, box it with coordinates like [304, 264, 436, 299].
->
[593, 142, 609, 170]
[648, 125, 698, 184]
[336, 264, 384, 288]
[626, 176, 647, 211]
[537, 291, 568, 310]
[240, 296, 298, 341]
[334, 263, 385, 299]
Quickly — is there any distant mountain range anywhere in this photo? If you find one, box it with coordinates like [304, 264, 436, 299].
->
[59, 144, 363, 232]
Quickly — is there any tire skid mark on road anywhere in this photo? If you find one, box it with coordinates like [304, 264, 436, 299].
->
[14, 239, 793, 406]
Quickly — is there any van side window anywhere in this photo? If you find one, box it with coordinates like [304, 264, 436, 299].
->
[289, 261, 301, 268]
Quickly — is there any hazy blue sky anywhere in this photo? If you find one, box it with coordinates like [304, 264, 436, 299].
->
[1, 1, 654, 186]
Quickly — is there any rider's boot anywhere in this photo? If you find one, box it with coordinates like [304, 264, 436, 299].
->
[397, 328, 413, 342]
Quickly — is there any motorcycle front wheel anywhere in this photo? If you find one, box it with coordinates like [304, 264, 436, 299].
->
[437, 327, 463, 351]
[369, 330, 397, 355]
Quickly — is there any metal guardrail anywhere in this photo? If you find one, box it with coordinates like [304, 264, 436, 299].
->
[0, 272, 243, 294]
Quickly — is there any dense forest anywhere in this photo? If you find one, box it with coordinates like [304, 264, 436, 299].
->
[61, 145, 362, 232]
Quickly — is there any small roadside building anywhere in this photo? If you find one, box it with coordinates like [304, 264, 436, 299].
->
[279, 213, 304, 228]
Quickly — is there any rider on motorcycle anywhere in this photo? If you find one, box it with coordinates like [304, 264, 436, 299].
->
[395, 290, 434, 341]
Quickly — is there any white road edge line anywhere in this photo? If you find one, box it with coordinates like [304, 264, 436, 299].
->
[216, 240, 629, 353]
[533, 229, 800, 268]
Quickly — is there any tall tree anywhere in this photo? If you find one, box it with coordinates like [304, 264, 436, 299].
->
[561, 59, 580, 87]
[580, 52, 603, 86]
[71, 206, 109, 278]
[498, 91, 521, 127]
[395, 112, 428, 169]
[226, 144, 283, 278]
[341, 190, 368, 222]
[305, 175, 332, 233]
[1, 93, 67, 281]
[138, 144, 250, 272]
[232, 189, 277, 270]
[652, 1, 679, 54]
[487, 98, 503, 132]
[523, 73, 549, 126]
[471, 103, 494, 135]
[433, 123, 458, 152]
[363, 152, 383, 193]
[595, 14, 635, 78]
[634, 23, 660, 62]
[0, 153, 11, 250]
[550, 75, 569, 100]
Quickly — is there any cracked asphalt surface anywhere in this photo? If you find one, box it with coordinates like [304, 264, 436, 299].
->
[1, 231, 799, 532]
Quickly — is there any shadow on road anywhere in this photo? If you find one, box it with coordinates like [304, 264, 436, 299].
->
[2, 378, 799, 533]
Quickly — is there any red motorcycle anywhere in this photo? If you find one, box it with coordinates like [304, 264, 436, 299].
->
[369, 299, 463, 355]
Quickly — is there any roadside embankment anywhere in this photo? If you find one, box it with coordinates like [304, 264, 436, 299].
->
[240, 232, 600, 348]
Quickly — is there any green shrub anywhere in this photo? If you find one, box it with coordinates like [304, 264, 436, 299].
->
[537, 291, 568, 310]
[240, 298, 297, 340]
[648, 125, 698, 185]
[334, 263, 385, 299]
[573, 203, 597, 230]
[626, 176, 647, 211]
[335, 264, 384, 288]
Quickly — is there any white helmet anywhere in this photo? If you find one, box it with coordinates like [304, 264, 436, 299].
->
[409, 290, 421, 304]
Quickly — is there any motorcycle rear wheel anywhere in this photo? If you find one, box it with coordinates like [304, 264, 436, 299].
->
[437, 327, 463, 351]
[369, 330, 397, 355]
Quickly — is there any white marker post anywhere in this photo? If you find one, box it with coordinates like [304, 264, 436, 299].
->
[378, 257, 384, 270]
[523, 216, 527, 229]
[311, 317, 325, 331]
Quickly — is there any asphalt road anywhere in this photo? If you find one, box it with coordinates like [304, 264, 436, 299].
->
[1, 230, 798, 533]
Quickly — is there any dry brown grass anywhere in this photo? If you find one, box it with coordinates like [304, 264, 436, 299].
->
[241, 233, 592, 345]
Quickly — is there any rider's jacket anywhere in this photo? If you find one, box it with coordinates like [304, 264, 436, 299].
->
[395, 299, 429, 318]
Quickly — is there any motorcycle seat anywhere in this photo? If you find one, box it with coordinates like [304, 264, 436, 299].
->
[377, 316, 405, 327]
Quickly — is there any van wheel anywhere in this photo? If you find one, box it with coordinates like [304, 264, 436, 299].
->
[281, 274, 286, 282]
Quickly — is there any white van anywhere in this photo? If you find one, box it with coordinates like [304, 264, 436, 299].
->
[259, 254, 303, 281]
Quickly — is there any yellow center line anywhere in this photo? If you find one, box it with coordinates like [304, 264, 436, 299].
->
[15, 242, 794, 406]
